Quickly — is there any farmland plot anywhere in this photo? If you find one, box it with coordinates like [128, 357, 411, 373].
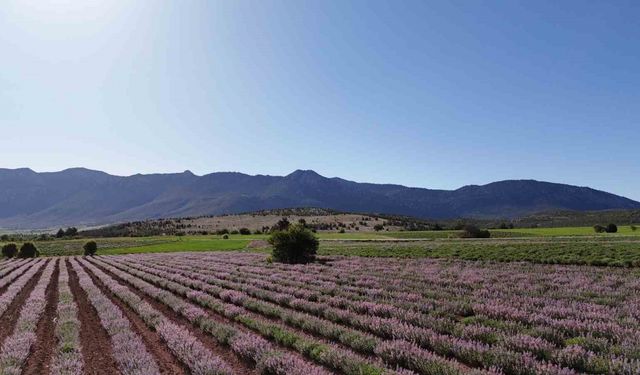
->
[0, 253, 637, 374]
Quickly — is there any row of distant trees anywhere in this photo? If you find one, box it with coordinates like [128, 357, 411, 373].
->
[1, 241, 98, 258]
[56, 227, 78, 238]
[1, 243, 39, 258]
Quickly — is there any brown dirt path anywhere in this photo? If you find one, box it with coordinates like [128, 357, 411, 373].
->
[23, 260, 60, 375]
[78, 261, 187, 375]
[67, 260, 121, 375]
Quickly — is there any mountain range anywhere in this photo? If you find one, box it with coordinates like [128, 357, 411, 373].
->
[0, 167, 638, 229]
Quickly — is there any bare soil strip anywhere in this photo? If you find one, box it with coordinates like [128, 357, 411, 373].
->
[66, 260, 121, 375]
[0, 263, 45, 346]
[23, 261, 60, 375]
[89, 260, 259, 375]
[78, 261, 188, 375]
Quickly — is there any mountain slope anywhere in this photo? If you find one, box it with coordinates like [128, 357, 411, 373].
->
[0, 168, 638, 229]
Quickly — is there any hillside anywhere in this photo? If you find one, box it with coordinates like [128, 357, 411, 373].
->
[514, 209, 640, 228]
[0, 167, 638, 229]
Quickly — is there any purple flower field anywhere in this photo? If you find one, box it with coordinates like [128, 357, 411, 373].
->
[0, 253, 637, 374]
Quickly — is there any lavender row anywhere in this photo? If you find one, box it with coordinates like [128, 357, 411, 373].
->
[123, 256, 581, 375]
[0, 260, 36, 290]
[0, 260, 56, 373]
[75, 257, 235, 375]
[87, 256, 341, 375]
[88, 257, 403, 375]
[150, 256, 624, 367]
[68, 258, 160, 375]
[180, 254, 635, 333]
[141, 252, 640, 374]
[51, 259, 84, 375]
[147, 257, 467, 338]
[174, 254, 640, 345]
[0, 259, 29, 279]
[0, 260, 44, 319]
[127, 256, 470, 373]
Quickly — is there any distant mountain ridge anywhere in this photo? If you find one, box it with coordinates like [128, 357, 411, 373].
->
[0, 167, 638, 229]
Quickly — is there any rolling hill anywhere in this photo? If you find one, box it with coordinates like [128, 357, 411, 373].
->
[0, 167, 638, 229]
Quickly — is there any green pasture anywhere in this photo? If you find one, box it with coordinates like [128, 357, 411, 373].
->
[1, 225, 639, 266]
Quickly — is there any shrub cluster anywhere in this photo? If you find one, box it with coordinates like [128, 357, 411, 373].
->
[594, 223, 618, 233]
[459, 225, 491, 238]
[16, 243, 39, 258]
[1, 242, 40, 258]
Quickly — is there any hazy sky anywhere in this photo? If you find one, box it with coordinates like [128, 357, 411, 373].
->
[1, 1, 639, 200]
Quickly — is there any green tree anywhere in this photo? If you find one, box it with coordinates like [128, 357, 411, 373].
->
[593, 224, 606, 233]
[56, 228, 65, 238]
[373, 224, 384, 232]
[1, 243, 18, 258]
[17, 242, 39, 258]
[269, 224, 318, 264]
[83, 241, 98, 256]
[605, 223, 618, 233]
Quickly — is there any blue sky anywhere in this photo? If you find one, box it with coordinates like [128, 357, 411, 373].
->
[1, 1, 639, 200]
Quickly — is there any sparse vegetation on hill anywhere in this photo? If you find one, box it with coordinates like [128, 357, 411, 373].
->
[71, 207, 640, 239]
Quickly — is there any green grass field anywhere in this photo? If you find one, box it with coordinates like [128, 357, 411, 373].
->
[0, 236, 251, 256]
[492, 225, 640, 236]
[319, 238, 640, 267]
[2, 226, 639, 266]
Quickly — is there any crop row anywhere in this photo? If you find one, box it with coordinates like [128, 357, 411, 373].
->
[184, 253, 636, 331]
[155, 255, 636, 356]
[120, 255, 584, 375]
[69, 258, 161, 374]
[51, 259, 84, 375]
[0, 260, 44, 320]
[0, 259, 55, 373]
[187, 254, 640, 344]
[96, 256, 514, 375]
[76, 257, 235, 375]
[87, 256, 416, 375]
[136, 252, 640, 374]
[82, 257, 339, 375]
[0, 259, 30, 279]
